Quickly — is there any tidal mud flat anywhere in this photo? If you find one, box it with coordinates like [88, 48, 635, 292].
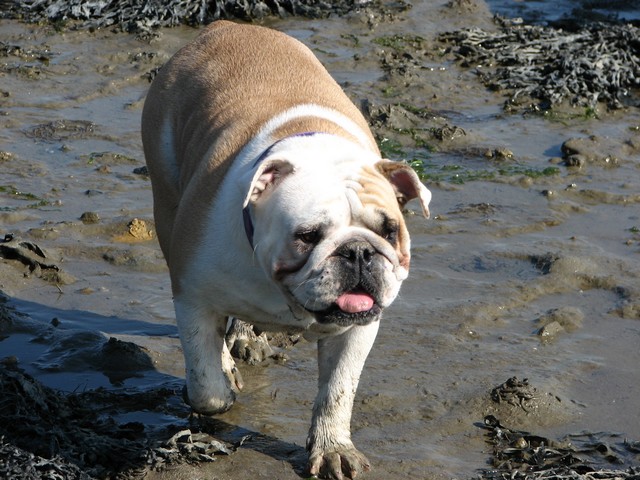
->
[1, 1, 640, 479]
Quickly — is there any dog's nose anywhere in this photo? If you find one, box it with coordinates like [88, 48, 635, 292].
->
[336, 240, 375, 268]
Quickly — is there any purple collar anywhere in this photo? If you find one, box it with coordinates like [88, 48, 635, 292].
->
[243, 132, 319, 249]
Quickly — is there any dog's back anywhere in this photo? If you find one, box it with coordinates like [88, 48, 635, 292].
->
[141, 21, 376, 266]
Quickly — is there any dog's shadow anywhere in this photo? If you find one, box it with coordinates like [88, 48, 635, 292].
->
[193, 415, 309, 476]
[0, 292, 309, 478]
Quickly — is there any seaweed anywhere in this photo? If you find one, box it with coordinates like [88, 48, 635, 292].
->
[1, 0, 378, 34]
[438, 18, 640, 110]
[0, 361, 233, 479]
[480, 414, 640, 479]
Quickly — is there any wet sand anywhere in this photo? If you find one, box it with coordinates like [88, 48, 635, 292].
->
[1, 1, 639, 478]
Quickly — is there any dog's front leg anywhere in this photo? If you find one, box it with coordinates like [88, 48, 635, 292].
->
[307, 321, 380, 479]
[175, 298, 242, 414]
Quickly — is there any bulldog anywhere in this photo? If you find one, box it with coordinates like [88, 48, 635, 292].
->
[141, 20, 431, 479]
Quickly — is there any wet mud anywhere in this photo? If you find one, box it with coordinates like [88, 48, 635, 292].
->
[1, 1, 640, 479]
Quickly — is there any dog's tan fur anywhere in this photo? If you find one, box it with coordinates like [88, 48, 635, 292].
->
[142, 21, 378, 292]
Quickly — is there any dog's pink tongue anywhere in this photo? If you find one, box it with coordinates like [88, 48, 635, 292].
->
[336, 292, 374, 313]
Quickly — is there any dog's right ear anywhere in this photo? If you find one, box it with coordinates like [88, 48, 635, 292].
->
[242, 159, 295, 207]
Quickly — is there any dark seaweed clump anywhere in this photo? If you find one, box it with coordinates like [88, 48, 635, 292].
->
[1, 0, 369, 33]
[480, 414, 640, 480]
[0, 360, 232, 479]
[439, 17, 640, 110]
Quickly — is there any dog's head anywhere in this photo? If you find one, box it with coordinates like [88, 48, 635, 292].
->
[242, 134, 431, 327]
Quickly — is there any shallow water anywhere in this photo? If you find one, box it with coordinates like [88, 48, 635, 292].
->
[485, 0, 640, 25]
[1, 1, 639, 478]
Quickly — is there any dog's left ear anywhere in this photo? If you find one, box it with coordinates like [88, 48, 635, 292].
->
[375, 160, 431, 218]
[243, 158, 295, 207]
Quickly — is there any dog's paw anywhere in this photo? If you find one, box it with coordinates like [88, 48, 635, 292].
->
[183, 341, 242, 415]
[308, 446, 371, 479]
[182, 384, 236, 415]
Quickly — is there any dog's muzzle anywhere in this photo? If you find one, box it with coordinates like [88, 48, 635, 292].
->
[311, 239, 386, 326]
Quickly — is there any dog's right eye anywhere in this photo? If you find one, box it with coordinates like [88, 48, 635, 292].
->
[295, 228, 322, 245]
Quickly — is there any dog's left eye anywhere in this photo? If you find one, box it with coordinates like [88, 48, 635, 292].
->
[295, 228, 322, 245]
[381, 220, 398, 245]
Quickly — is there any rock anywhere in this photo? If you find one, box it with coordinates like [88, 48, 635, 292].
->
[561, 136, 621, 167]
[127, 218, 154, 240]
[132, 165, 148, 176]
[564, 154, 586, 167]
[537, 320, 565, 340]
[0, 234, 75, 283]
[80, 211, 100, 224]
[537, 306, 584, 332]
[24, 119, 95, 142]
